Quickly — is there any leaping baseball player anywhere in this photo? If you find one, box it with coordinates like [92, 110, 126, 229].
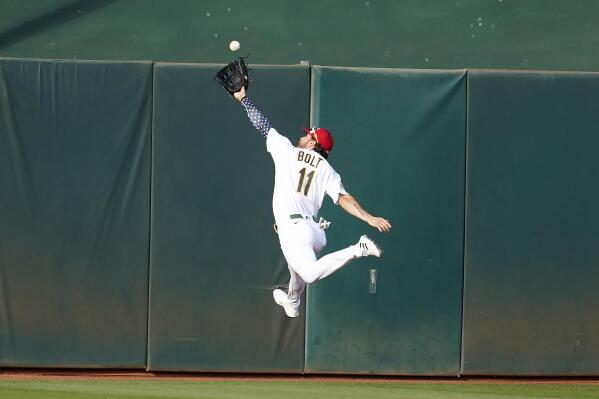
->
[232, 86, 392, 318]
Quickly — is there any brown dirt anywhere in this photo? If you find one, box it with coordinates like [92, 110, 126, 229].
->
[1, 370, 599, 384]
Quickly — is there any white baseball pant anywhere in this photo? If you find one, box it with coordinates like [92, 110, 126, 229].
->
[277, 218, 359, 309]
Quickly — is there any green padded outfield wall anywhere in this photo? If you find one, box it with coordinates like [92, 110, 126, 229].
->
[1, 1, 599, 71]
[462, 71, 599, 375]
[0, 58, 152, 367]
[148, 64, 310, 372]
[305, 67, 466, 375]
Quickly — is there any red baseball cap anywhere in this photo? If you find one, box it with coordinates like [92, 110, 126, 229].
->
[303, 127, 334, 153]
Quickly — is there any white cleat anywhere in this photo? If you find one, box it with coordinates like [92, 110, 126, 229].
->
[357, 235, 382, 257]
[273, 289, 299, 318]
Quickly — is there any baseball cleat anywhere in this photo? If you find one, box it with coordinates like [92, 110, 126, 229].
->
[273, 289, 299, 318]
[357, 235, 382, 257]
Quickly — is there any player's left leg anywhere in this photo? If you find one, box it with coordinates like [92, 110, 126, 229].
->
[273, 265, 304, 317]
[286, 265, 305, 308]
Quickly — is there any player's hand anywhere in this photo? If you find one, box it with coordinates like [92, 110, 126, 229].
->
[368, 216, 392, 233]
[233, 86, 246, 102]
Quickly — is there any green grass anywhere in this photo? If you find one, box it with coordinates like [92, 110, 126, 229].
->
[1, 379, 598, 399]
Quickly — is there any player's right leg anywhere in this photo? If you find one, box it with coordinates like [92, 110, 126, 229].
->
[281, 235, 381, 285]
[356, 235, 382, 257]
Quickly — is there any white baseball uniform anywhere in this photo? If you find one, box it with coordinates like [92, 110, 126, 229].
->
[241, 97, 364, 312]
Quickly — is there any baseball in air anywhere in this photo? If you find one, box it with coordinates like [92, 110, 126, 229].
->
[229, 40, 240, 52]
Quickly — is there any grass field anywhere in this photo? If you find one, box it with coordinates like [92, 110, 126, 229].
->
[1, 378, 599, 399]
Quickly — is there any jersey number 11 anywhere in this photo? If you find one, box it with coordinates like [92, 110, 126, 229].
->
[297, 167, 315, 196]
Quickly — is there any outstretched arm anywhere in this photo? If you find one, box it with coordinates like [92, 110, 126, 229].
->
[234, 87, 272, 138]
[338, 194, 392, 233]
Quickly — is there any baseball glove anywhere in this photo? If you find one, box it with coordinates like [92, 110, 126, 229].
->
[214, 56, 249, 95]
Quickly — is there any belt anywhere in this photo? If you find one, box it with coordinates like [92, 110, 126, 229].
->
[289, 213, 318, 222]
[274, 214, 329, 233]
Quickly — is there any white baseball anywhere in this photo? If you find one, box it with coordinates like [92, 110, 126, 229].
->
[229, 40, 240, 52]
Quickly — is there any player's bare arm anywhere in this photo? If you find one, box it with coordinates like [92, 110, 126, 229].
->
[233, 86, 246, 102]
[338, 194, 392, 233]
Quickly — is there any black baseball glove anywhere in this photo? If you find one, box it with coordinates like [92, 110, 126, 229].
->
[214, 56, 249, 95]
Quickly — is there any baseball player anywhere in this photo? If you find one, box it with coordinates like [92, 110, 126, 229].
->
[232, 86, 391, 318]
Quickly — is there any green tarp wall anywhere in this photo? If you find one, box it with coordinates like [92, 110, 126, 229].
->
[147, 64, 309, 372]
[462, 70, 599, 375]
[2, 57, 599, 375]
[305, 67, 466, 375]
[0, 58, 151, 367]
